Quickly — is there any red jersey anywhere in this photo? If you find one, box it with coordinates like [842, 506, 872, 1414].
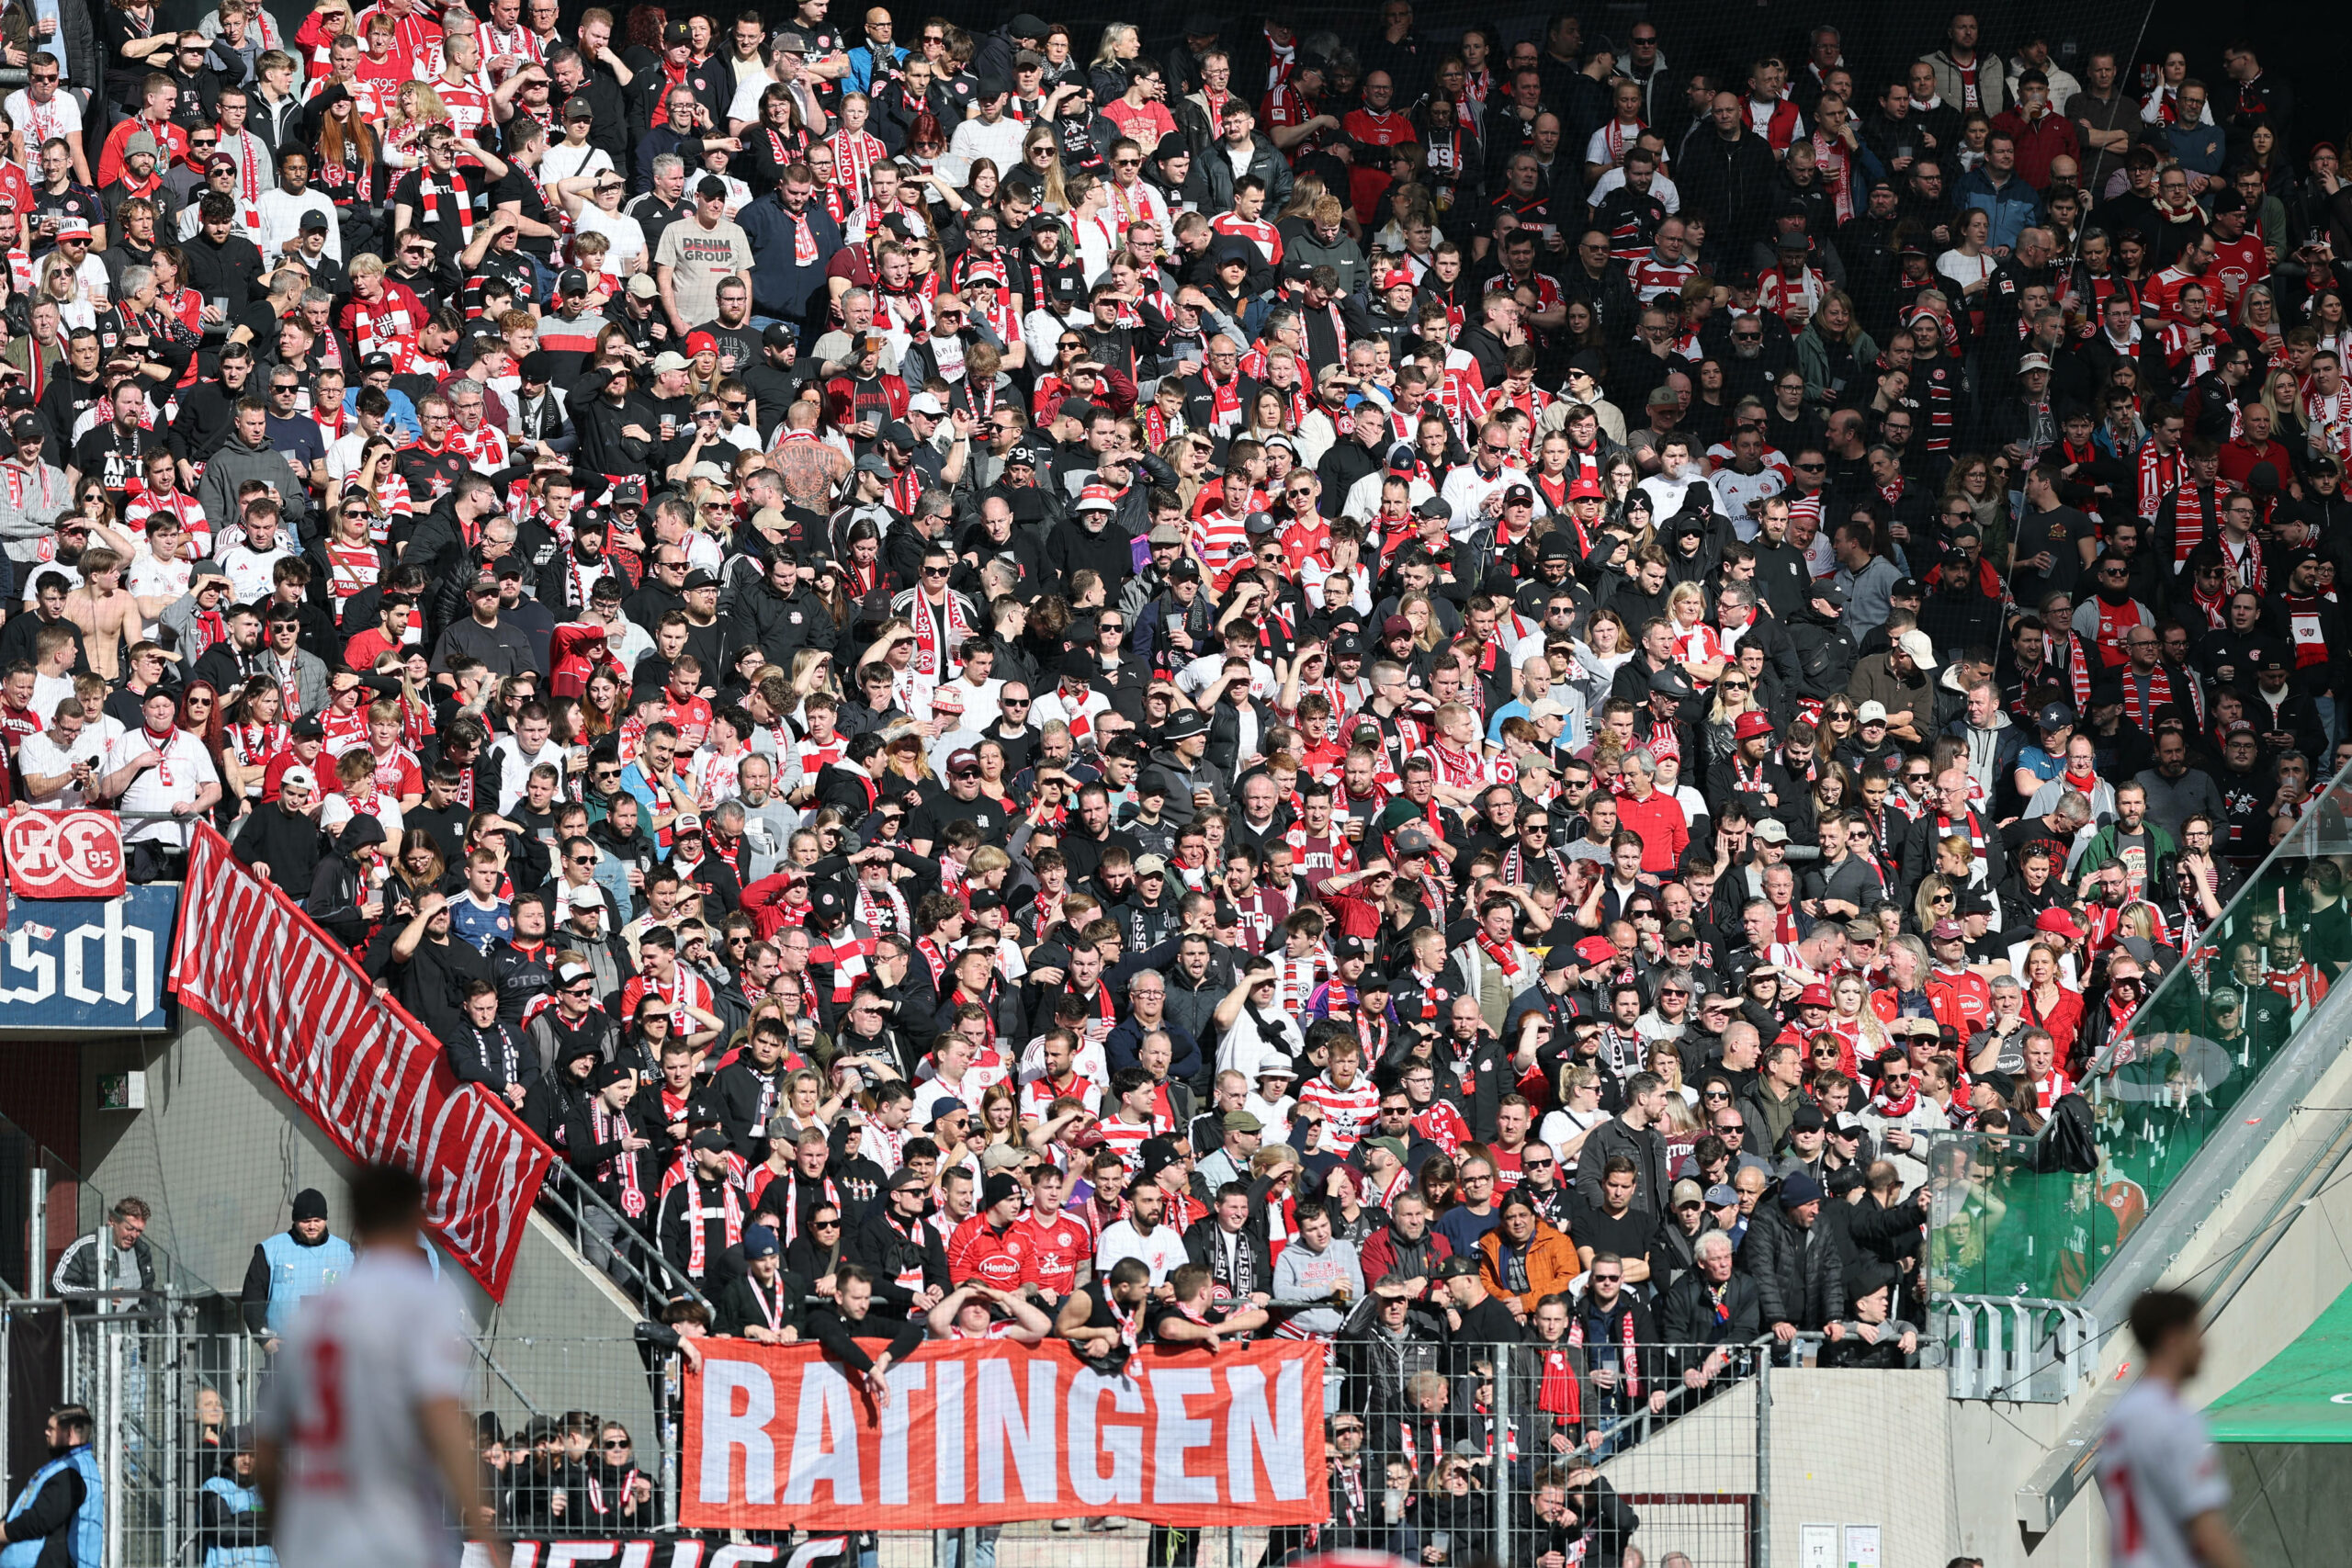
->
[945, 1214, 1032, 1291]
[1013, 1207, 1087, 1293]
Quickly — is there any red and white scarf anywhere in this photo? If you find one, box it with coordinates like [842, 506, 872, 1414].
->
[906, 588, 971, 680]
[593, 1101, 648, 1217]
[682, 1176, 743, 1277]
[1476, 931, 1525, 985]
[418, 168, 474, 244]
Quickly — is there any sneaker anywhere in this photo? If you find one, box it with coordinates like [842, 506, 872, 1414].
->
[1050, 1519, 1073, 1532]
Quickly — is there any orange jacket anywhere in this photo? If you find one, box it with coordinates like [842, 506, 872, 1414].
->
[1476, 1218, 1580, 1314]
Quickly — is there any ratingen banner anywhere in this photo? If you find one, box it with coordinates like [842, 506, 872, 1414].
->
[683, 1338, 1330, 1531]
[167, 823, 553, 1300]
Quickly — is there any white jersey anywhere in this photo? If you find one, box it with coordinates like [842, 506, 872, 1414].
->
[2098, 1377, 2230, 1568]
[258, 1247, 474, 1568]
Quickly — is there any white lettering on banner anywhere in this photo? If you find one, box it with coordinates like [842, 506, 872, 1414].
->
[701, 1359, 776, 1507]
[684, 1342, 1329, 1530]
[462, 1545, 729, 1568]
[1068, 1370, 1144, 1507]
[0, 926, 54, 1000]
[168, 825, 552, 1299]
[63, 899, 154, 1015]
[878, 1361, 927, 1505]
[1226, 1359, 1311, 1503]
[932, 1359, 965, 1505]
[1148, 1368, 1218, 1506]
[0, 898, 158, 1017]
[977, 1359, 1058, 1505]
[782, 1361, 862, 1506]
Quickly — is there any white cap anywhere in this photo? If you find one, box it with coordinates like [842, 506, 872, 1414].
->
[1856, 700, 1889, 724]
[280, 765, 317, 791]
[1895, 628, 1937, 668]
[908, 391, 948, 416]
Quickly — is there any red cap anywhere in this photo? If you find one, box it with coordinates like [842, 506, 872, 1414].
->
[1798, 981, 1832, 1008]
[684, 331, 718, 357]
[1381, 265, 1416, 291]
[1574, 936, 1618, 966]
[1568, 476, 1605, 502]
[2036, 908, 2084, 941]
[1733, 710, 1774, 742]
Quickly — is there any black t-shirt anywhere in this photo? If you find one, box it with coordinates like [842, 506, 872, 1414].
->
[390, 168, 489, 261]
[1566, 1199, 1656, 1278]
[2010, 504, 2093, 603]
[491, 167, 557, 260]
[1145, 1299, 1233, 1342]
[28, 182, 101, 252]
[72, 420, 155, 502]
[908, 787, 1012, 848]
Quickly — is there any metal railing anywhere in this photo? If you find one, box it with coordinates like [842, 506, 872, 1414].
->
[535, 1163, 713, 1315]
[1939, 1296, 2099, 1401]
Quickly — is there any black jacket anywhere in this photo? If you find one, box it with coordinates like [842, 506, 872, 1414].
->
[1657, 1268, 1766, 1371]
[1740, 1202, 1846, 1331]
[845, 1203, 949, 1313]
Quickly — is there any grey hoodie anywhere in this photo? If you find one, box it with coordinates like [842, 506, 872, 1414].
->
[195, 431, 311, 531]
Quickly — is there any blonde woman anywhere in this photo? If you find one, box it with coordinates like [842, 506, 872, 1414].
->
[1396, 589, 1444, 654]
[1913, 872, 1957, 934]
[381, 81, 451, 171]
[1538, 1065, 1609, 1177]
[1016, 123, 1069, 209]
[38, 252, 92, 333]
[1828, 972, 1894, 1072]
[1667, 580, 1727, 684]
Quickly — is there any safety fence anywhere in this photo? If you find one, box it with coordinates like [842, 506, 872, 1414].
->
[5, 1308, 1857, 1568]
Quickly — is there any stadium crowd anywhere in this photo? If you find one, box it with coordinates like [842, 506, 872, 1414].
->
[8, 0, 2352, 1560]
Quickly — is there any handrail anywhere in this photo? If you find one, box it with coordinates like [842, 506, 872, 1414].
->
[537, 1161, 713, 1314]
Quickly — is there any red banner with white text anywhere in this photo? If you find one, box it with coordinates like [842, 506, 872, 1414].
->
[682, 1337, 1330, 1531]
[166, 824, 553, 1300]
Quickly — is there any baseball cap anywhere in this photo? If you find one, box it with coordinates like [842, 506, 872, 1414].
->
[1856, 700, 1889, 724]
[1752, 818, 1791, 844]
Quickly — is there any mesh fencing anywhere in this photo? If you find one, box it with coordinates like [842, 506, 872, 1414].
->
[11, 1311, 1834, 1568]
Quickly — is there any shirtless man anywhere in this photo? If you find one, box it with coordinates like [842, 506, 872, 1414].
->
[63, 548, 136, 681]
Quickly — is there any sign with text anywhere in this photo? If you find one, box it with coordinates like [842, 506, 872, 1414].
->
[0, 886, 175, 1031]
[5, 811, 125, 899]
[460, 1538, 849, 1568]
[168, 825, 552, 1300]
[683, 1338, 1329, 1531]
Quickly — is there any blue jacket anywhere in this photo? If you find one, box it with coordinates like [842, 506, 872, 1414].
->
[0, 1445, 101, 1568]
[1954, 167, 2041, 252]
[846, 42, 904, 94]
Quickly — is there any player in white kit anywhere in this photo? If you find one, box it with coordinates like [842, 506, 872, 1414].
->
[254, 1168, 509, 1568]
[2098, 1290, 2247, 1568]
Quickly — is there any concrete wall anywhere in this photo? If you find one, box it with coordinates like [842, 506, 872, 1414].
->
[71, 1022, 658, 1436]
